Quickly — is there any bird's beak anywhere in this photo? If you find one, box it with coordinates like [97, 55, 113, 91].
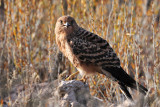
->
[63, 22, 71, 28]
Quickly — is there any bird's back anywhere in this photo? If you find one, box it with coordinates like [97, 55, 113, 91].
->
[67, 27, 120, 67]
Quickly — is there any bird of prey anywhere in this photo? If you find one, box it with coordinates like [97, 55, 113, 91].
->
[55, 15, 148, 100]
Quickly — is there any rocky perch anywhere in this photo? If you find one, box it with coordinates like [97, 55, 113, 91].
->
[55, 80, 105, 107]
[2, 79, 141, 107]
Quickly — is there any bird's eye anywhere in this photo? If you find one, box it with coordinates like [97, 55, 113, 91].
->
[60, 20, 63, 24]
[71, 20, 74, 24]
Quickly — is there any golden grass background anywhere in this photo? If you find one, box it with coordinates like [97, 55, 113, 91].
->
[0, 0, 160, 106]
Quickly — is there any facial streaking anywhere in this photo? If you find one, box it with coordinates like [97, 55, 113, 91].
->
[55, 16, 78, 36]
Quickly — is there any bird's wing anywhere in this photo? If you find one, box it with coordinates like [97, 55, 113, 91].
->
[67, 28, 120, 67]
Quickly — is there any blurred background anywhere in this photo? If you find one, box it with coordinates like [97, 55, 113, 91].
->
[0, 0, 160, 106]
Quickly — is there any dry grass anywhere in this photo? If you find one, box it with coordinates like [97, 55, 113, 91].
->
[0, 0, 160, 106]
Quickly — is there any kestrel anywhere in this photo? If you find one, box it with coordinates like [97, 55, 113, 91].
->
[55, 15, 148, 100]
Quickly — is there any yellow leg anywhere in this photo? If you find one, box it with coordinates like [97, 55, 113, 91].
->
[65, 71, 79, 81]
[78, 75, 87, 83]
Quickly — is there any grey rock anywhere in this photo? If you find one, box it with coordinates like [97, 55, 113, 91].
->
[56, 80, 91, 106]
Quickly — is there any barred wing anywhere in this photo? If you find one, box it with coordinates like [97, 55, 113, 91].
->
[67, 28, 120, 67]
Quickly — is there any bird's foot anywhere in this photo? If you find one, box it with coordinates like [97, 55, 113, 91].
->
[65, 71, 79, 81]
[78, 75, 87, 83]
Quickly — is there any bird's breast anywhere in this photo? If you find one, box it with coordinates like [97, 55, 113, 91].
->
[56, 35, 80, 67]
[64, 42, 80, 67]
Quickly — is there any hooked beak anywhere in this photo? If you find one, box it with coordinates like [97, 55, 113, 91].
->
[63, 22, 71, 28]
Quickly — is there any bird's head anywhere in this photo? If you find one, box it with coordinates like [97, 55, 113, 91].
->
[55, 16, 79, 36]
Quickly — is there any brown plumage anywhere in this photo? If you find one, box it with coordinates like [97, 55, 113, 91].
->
[55, 15, 148, 100]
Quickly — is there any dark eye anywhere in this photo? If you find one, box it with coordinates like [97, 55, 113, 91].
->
[60, 20, 63, 24]
[71, 20, 74, 24]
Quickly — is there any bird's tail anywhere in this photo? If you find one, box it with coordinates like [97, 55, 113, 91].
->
[102, 66, 148, 99]
[118, 67, 148, 95]
[118, 82, 133, 100]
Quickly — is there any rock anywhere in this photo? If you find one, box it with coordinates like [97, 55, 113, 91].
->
[71, 101, 85, 107]
[4, 80, 107, 107]
[60, 100, 71, 107]
[55, 80, 91, 107]
[87, 96, 106, 107]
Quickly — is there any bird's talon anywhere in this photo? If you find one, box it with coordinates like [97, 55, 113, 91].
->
[65, 71, 79, 81]
[78, 75, 87, 83]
